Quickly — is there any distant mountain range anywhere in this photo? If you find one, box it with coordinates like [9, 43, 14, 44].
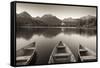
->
[16, 11, 96, 28]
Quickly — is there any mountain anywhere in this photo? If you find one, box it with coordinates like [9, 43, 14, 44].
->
[40, 14, 62, 26]
[16, 11, 96, 28]
[63, 18, 81, 27]
[16, 12, 62, 26]
[80, 15, 95, 20]
[16, 11, 33, 26]
[32, 17, 46, 26]
[80, 15, 96, 27]
[62, 15, 96, 28]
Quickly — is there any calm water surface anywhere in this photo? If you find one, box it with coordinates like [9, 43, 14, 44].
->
[16, 27, 96, 64]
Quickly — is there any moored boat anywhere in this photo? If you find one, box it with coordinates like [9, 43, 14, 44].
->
[48, 41, 76, 64]
[16, 42, 37, 65]
[78, 44, 96, 62]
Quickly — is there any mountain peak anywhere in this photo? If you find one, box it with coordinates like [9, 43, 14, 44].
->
[40, 14, 61, 25]
[41, 14, 56, 18]
[18, 11, 31, 17]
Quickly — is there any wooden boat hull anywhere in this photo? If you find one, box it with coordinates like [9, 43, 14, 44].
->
[48, 41, 76, 64]
[16, 42, 37, 65]
[78, 45, 96, 62]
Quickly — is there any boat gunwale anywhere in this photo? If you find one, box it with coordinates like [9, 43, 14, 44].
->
[48, 41, 76, 64]
[16, 42, 36, 65]
[78, 45, 96, 62]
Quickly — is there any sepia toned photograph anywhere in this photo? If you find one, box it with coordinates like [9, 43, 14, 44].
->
[15, 2, 97, 66]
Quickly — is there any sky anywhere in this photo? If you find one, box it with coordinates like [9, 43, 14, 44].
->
[16, 3, 96, 19]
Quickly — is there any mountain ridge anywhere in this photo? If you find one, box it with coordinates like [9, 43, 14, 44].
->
[16, 11, 96, 28]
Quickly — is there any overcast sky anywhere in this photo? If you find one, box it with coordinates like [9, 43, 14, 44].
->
[16, 3, 96, 19]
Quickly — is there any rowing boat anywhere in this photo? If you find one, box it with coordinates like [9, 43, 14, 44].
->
[16, 42, 37, 65]
[78, 44, 96, 62]
[48, 41, 76, 64]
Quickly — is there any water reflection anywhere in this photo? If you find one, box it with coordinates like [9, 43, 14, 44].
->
[16, 28, 96, 40]
[16, 27, 96, 65]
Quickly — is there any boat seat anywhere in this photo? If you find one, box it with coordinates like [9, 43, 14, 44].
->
[54, 58, 71, 63]
[16, 62, 27, 65]
[24, 47, 35, 50]
[16, 56, 31, 61]
[80, 49, 87, 53]
[81, 56, 96, 61]
[53, 53, 71, 63]
[57, 46, 65, 49]
[53, 53, 71, 59]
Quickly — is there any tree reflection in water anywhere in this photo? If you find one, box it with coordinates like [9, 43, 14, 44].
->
[16, 27, 96, 40]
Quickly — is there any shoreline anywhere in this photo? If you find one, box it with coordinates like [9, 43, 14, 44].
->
[17, 26, 96, 29]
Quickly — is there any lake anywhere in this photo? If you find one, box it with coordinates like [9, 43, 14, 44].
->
[16, 27, 96, 64]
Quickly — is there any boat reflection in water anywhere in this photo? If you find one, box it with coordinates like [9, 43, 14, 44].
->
[16, 27, 96, 65]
